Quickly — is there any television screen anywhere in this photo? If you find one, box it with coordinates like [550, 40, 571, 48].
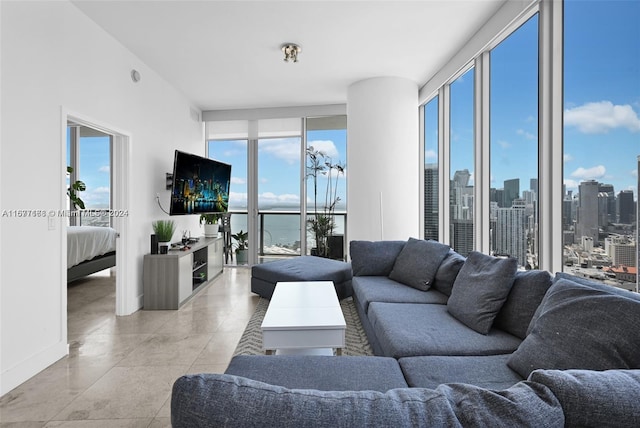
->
[169, 150, 231, 215]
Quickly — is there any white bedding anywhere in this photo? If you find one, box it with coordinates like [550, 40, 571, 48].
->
[67, 226, 117, 269]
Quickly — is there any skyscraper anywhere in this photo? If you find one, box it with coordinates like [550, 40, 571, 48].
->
[617, 190, 634, 224]
[599, 183, 615, 224]
[424, 163, 439, 240]
[503, 178, 520, 208]
[576, 180, 600, 244]
[495, 201, 527, 267]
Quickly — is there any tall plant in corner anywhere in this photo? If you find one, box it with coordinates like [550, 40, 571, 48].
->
[306, 146, 345, 258]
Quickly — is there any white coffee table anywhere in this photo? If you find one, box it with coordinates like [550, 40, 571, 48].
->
[261, 281, 346, 356]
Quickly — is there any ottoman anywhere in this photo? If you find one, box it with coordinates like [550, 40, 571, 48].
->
[251, 256, 353, 300]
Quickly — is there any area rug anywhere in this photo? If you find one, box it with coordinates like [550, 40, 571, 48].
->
[233, 297, 374, 356]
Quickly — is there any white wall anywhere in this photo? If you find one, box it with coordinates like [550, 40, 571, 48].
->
[347, 77, 419, 242]
[0, 1, 203, 395]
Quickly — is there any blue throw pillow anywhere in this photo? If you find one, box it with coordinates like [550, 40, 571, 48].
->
[447, 252, 518, 335]
[508, 278, 640, 379]
[388, 238, 451, 291]
[349, 240, 406, 276]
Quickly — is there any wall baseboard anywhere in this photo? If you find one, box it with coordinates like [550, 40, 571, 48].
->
[0, 341, 68, 396]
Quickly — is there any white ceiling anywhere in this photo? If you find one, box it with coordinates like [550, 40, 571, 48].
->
[71, 0, 506, 112]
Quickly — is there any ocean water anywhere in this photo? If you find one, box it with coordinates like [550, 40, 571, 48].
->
[230, 212, 345, 251]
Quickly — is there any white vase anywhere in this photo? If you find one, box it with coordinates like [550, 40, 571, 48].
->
[204, 223, 219, 237]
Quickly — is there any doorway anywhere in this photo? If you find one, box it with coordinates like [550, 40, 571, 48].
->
[63, 112, 131, 321]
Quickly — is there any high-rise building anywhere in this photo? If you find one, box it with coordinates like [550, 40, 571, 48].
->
[637, 156, 639, 293]
[610, 242, 636, 267]
[617, 190, 634, 224]
[576, 180, 600, 244]
[599, 183, 616, 224]
[530, 178, 538, 195]
[598, 192, 610, 227]
[451, 219, 474, 257]
[495, 201, 527, 267]
[503, 178, 519, 208]
[424, 163, 439, 240]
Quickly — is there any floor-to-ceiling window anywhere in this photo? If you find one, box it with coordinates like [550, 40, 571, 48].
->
[206, 115, 347, 265]
[562, 0, 639, 289]
[424, 97, 439, 241]
[257, 136, 302, 257]
[490, 14, 539, 269]
[449, 68, 475, 256]
[306, 116, 347, 258]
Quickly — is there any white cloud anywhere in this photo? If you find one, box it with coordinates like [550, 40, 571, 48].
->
[231, 177, 245, 185]
[564, 101, 640, 134]
[570, 165, 606, 180]
[497, 140, 511, 149]
[258, 192, 300, 207]
[564, 179, 580, 190]
[564, 153, 573, 162]
[93, 186, 110, 194]
[308, 140, 339, 160]
[632, 169, 638, 178]
[425, 149, 437, 161]
[516, 129, 535, 140]
[98, 165, 110, 173]
[259, 138, 300, 164]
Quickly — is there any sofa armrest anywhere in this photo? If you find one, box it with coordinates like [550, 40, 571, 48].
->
[171, 373, 564, 428]
[529, 369, 640, 428]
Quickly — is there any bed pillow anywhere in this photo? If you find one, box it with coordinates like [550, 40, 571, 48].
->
[349, 240, 407, 276]
[388, 238, 451, 291]
[508, 278, 640, 379]
[447, 252, 518, 335]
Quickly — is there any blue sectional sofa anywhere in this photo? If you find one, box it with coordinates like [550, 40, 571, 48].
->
[172, 239, 640, 427]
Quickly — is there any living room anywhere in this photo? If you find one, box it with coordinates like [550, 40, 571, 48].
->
[1, 0, 639, 426]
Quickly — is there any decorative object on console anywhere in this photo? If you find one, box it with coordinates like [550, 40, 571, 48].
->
[200, 213, 220, 237]
[152, 219, 176, 254]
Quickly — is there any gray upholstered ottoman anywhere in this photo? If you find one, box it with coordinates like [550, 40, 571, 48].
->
[251, 256, 353, 300]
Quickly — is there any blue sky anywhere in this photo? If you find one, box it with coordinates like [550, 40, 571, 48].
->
[432, 1, 639, 201]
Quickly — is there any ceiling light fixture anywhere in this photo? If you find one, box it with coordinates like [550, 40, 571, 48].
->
[281, 43, 302, 63]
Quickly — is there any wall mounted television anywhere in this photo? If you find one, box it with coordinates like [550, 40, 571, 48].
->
[169, 150, 231, 215]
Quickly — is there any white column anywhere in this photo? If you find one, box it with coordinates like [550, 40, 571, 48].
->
[347, 77, 419, 242]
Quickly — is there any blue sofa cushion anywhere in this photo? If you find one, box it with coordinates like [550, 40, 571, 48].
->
[368, 302, 522, 358]
[529, 369, 640, 428]
[431, 249, 466, 296]
[388, 238, 451, 291]
[349, 240, 406, 276]
[171, 373, 564, 428]
[352, 276, 448, 315]
[508, 278, 640, 379]
[399, 354, 523, 390]
[225, 355, 408, 392]
[447, 252, 518, 334]
[493, 270, 553, 339]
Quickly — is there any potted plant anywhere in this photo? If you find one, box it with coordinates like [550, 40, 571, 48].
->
[306, 146, 345, 258]
[232, 230, 249, 265]
[66, 166, 86, 209]
[200, 213, 221, 237]
[152, 219, 176, 254]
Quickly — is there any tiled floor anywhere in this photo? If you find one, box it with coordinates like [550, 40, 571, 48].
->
[0, 267, 258, 427]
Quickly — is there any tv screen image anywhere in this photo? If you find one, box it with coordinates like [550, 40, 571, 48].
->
[170, 150, 231, 215]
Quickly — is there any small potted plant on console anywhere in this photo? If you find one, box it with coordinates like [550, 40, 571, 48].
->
[200, 213, 221, 237]
[152, 219, 176, 254]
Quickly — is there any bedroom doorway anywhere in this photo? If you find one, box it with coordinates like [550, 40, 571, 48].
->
[63, 112, 132, 320]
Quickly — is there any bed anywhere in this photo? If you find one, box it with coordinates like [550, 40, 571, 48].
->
[67, 226, 117, 282]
